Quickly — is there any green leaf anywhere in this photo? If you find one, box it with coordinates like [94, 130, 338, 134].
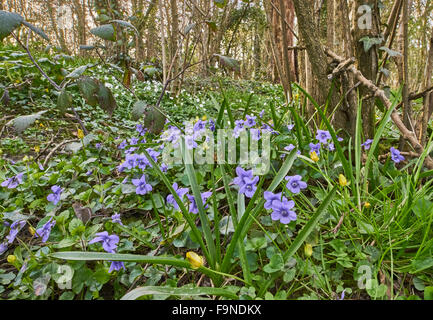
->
[143, 106, 166, 134]
[66, 65, 88, 79]
[121, 286, 237, 300]
[8, 110, 47, 133]
[131, 101, 147, 121]
[379, 46, 402, 57]
[0, 10, 24, 41]
[79, 45, 96, 51]
[411, 257, 433, 273]
[424, 287, 433, 300]
[263, 254, 284, 273]
[214, 54, 240, 73]
[97, 83, 117, 116]
[90, 24, 115, 41]
[77, 76, 100, 106]
[213, 0, 228, 9]
[359, 36, 383, 52]
[111, 20, 138, 33]
[57, 89, 73, 114]
[22, 21, 49, 41]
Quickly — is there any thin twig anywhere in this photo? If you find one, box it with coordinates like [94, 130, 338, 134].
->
[43, 139, 79, 167]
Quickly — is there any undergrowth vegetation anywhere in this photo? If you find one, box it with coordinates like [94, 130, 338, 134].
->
[1, 43, 433, 301]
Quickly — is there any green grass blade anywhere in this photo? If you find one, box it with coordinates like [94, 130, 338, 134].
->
[183, 140, 217, 269]
[220, 149, 299, 274]
[142, 149, 211, 264]
[258, 185, 338, 296]
[121, 285, 238, 300]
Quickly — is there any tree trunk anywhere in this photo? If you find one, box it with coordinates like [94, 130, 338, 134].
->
[353, 0, 380, 140]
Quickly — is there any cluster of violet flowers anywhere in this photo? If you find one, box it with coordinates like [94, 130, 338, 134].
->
[232, 165, 308, 225]
[361, 139, 405, 164]
[165, 182, 213, 215]
[309, 129, 343, 156]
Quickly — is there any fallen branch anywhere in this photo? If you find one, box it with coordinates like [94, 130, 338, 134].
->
[43, 139, 79, 167]
[325, 48, 433, 169]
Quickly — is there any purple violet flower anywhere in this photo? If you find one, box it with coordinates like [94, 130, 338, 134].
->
[109, 261, 126, 273]
[0, 243, 8, 255]
[187, 192, 212, 214]
[1, 173, 24, 189]
[316, 130, 332, 144]
[264, 191, 283, 210]
[390, 147, 405, 164]
[245, 115, 257, 128]
[35, 218, 56, 243]
[271, 198, 297, 225]
[233, 167, 254, 188]
[309, 142, 321, 156]
[111, 214, 123, 226]
[132, 175, 152, 195]
[89, 231, 119, 253]
[285, 175, 308, 194]
[47, 186, 63, 205]
[167, 183, 189, 211]
[361, 139, 373, 150]
[239, 176, 259, 198]
[6, 220, 26, 244]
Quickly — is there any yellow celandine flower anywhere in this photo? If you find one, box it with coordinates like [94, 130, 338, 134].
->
[23, 155, 30, 162]
[29, 226, 36, 236]
[7, 255, 16, 264]
[39, 123, 45, 128]
[310, 151, 319, 163]
[77, 129, 85, 140]
[339, 174, 349, 187]
[34, 146, 41, 153]
[186, 252, 204, 269]
[202, 115, 207, 121]
[304, 244, 313, 257]
[364, 202, 371, 209]
[45, 88, 49, 93]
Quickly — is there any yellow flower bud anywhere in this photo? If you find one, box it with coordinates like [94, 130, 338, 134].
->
[77, 129, 85, 140]
[364, 202, 371, 209]
[45, 88, 49, 93]
[310, 151, 319, 163]
[304, 244, 313, 257]
[29, 226, 36, 236]
[339, 174, 348, 187]
[23, 155, 29, 162]
[202, 115, 207, 121]
[186, 252, 204, 269]
[7, 255, 16, 264]
[34, 146, 41, 153]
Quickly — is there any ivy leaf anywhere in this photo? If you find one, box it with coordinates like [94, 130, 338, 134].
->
[0, 10, 24, 41]
[90, 24, 115, 41]
[359, 36, 383, 52]
[379, 46, 402, 57]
